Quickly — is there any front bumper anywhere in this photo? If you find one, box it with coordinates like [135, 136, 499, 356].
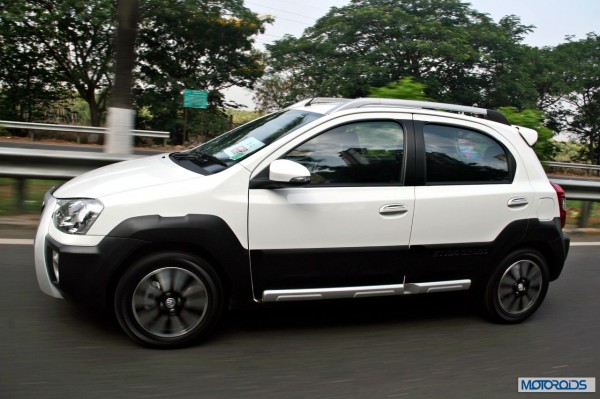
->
[34, 195, 147, 310]
[34, 195, 62, 299]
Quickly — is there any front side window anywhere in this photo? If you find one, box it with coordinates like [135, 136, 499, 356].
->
[284, 121, 405, 185]
[424, 124, 511, 184]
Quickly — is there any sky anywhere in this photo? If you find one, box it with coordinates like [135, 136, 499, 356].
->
[226, 0, 600, 107]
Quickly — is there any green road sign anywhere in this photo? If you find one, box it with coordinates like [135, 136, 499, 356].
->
[183, 89, 208, 109]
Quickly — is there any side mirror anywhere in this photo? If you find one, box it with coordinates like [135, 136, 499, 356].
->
[269, 159, 311, 185]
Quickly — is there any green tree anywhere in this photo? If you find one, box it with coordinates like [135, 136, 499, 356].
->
[499, 107, 555, 160]
[543, 34, 600, 164]
[260, 0, 535, 108]
[134, 0, 271, 138]
[476, 16, 538, 109]
[6, 0, 116, 127]
[0, 1, 70, 122]
[551, 140, 588, 163]
[252, 74, 306, 111]
[1, 0, 269, 139]
[368, 77, 430, 100]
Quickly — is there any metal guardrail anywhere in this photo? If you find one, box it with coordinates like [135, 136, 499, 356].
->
[1, 149, 599, 217]
[0, 120, 170, 143]
[0, 147, 140, 180]
[0, 147, 143, 213]
[546, 161, 600, 171]
[545, 161, 600, 177]
[548, 178, 600, 201]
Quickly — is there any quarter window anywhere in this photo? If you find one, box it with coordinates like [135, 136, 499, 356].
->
[285, 121, 405, 185]
[424, 124, 511, 184]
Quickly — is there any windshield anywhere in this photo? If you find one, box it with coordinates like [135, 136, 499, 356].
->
[172, 109, 322, 174]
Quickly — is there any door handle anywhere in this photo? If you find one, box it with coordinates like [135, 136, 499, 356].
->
[379, 204, 408, 215]
[508, 197, 529, 207]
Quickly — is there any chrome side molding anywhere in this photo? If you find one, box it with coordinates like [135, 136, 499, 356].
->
[262, 279, 471, 302]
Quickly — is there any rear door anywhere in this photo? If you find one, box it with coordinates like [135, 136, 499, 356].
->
[248, 115, 416, 301]
[408, 115, 533, 283]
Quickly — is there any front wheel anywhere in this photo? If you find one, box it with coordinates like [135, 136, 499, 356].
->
[483, 249, 549, 323]
[114, 252, 223, 348]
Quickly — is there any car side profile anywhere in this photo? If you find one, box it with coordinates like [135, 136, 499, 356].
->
[34, 98, 570, 348]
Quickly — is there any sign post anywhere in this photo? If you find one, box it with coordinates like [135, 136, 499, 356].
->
[183, 89, 208, 142]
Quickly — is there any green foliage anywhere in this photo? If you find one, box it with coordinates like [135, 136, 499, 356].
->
[253, 74, 306, 111]
[1, 0, 116, 126]
[368, 77, 430, 100]
[0, 2, 72, 122]
[498, 107, 555, 160]
[226, 109, 265, 125]
[0, 0, 270, 136]
[259, 0, 536, 110]
[551, 140, 588, 163]
[0, 178, 65, 215]
[542, 33, 600, 164]
[133, 0, 271, 137]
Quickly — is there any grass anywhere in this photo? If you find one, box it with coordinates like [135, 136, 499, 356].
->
[566, 200, 600, 228]
[0, 178, 66, 216]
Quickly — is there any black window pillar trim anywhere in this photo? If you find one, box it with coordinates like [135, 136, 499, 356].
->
[412, 120, 427, 186]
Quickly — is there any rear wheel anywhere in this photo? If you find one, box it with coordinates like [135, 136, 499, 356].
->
[114, 252, 223, 348]
[483, 249, 549, 323]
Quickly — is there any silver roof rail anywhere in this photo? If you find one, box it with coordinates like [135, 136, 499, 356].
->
[286, 97, 350, 109]
[323, 98, 510, 125]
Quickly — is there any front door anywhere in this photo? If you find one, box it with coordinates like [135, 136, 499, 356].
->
[248, 119, 415, 301]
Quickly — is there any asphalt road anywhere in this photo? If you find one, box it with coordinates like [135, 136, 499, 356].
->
[1, 242, 598, 399]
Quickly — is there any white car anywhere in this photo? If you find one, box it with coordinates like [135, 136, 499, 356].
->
[34, 98, 570, 348]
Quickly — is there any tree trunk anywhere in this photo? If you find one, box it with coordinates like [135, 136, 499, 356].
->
[89, 99, 102, 127]
[105, 0, 140, 155]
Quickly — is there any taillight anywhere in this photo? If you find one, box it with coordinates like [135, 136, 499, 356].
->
[550, 182, 567, 228]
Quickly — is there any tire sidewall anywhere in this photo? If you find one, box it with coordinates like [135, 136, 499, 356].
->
[114, 252, 223, 348]
[484, 249, 549, 324]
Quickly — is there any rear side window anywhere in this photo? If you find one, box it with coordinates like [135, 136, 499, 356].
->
[424, 124, 511, 184]
[285, 121, 405, 185]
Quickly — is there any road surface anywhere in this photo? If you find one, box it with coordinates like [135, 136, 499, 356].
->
[0, 240, 598, 398]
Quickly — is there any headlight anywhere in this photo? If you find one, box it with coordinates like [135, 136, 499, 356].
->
[52, 199, 104, 235]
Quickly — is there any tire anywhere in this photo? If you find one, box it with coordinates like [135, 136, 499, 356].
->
[114, 252, 223, 348]
[483, 249, 549, 324]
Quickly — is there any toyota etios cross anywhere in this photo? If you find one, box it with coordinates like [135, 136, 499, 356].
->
[34, 98, 570, 348]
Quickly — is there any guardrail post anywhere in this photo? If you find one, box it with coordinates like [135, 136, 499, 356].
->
[15, 178, 26, 214]
[578, 201, 592, 228]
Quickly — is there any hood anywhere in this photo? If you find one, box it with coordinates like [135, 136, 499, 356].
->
[54, 154, 203, 199]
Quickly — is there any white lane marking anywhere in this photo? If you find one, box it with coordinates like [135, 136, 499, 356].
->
[571, 242, 600, 247]
[0, 239, 34, 245]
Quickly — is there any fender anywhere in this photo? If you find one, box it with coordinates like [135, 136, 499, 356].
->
[48, 214, 253, 311]
[107, 214, 253, 306]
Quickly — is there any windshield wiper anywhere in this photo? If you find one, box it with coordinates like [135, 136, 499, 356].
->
[171, 151, 227, 167]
